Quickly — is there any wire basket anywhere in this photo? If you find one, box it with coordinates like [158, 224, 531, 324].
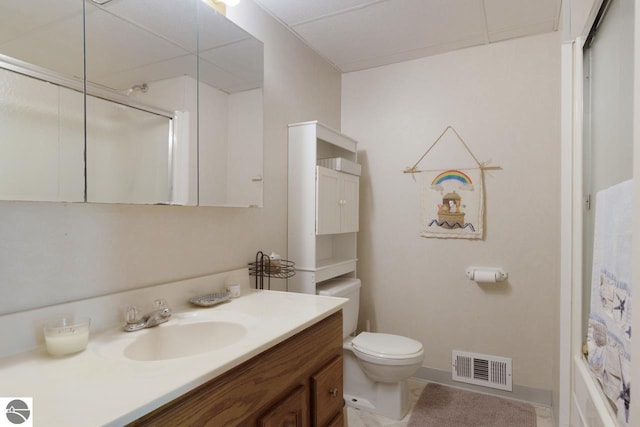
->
[248, 251, 295, 289]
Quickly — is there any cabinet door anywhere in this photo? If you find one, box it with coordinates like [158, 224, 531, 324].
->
[259, 385, 308, 427]
[316, 167, 341, 235]
[340, 174, 359, 233]
[311, 357, 343, 427]
[317, 167, 360, 235]
[325, 413, 344, 427]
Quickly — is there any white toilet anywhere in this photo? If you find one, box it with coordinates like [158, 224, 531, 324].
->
[317, 277, 424, 420]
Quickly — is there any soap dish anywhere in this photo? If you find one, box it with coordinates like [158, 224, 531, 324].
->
[189, 292, 231, 307]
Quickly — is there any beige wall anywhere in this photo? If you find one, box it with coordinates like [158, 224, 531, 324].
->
[342, 32, 561, 391]
[0, 0, 341, 315]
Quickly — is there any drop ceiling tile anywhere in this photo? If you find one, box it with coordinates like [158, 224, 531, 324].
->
[84, 8, 190, 79]
[199, 58, 258, 93]
[339, 37, 486, 72]
[199, 38, 263, 84]
[100, 0, 199, 52]
[198, 4, 253, 51]
[293, 0, 486, 69]
[89, 54, 197, 91]
[0, 12, 84, 79]
[488, 20, 557, 43]
[0, 0, 82, 45]
[484, 0, 560, 37]
[255, 0, 379, 26]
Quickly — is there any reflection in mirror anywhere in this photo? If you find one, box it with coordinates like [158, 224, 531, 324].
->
[0, 0, 263, 206]
[84, 0, 199, 205]
[0, 0, 85, 202]
[86, 96, 174, 204]
[198, 1, 264, 207]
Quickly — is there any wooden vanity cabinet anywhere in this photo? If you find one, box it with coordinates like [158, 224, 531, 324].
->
[258, 385, 307, 427]
[128, 311, 343, 427]
[311, 356, 343, 427]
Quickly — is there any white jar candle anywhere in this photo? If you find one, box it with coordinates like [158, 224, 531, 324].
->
[44, 317, 91, 356]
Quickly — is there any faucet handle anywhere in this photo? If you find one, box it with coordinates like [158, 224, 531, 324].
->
[125, 305, 140, 324]
[154, 299, 172, 317]
[153, 299, 169, 309]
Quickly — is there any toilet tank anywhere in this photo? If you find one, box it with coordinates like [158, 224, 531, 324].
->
[317, 278, 361, 338]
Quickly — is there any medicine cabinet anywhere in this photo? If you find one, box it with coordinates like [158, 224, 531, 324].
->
[0, 0, 263, 207]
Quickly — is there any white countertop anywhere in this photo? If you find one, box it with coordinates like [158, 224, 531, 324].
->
[0, 289, 346, 426]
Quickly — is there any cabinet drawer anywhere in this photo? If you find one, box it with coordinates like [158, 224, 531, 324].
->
[311, 356, 343, 427]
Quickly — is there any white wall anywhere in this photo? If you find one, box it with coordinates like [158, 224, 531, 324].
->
[342, 32, 561, 392]
[0, 0, 341, 315]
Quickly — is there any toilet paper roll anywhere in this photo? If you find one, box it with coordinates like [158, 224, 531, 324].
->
[473, 270, 497, 283]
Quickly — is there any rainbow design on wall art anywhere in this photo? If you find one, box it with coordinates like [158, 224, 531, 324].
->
[431, 169, 472, 186]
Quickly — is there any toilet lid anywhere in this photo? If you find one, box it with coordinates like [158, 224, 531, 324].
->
[352, 332, 423, 359]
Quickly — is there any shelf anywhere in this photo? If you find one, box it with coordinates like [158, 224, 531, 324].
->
[316, 257, 357, 270]
[295, 258, 357, 283]
[288, 121, 359, 294]
[288, 121, 357, 153]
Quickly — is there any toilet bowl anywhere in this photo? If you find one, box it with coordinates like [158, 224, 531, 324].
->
[317, 278, 424, 420]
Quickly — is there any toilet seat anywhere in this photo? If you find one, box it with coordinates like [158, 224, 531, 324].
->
[352, 332, 424, 364]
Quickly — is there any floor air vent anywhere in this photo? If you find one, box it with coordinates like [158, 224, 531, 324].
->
[452, 350, 512, 391]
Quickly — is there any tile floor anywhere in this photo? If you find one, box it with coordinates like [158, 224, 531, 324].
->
[345, 379, 553, 427]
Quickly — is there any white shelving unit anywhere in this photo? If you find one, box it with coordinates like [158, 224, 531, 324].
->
[287, 121, 360, 294]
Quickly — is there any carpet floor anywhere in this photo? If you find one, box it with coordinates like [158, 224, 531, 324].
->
[407, 383, 537, 427]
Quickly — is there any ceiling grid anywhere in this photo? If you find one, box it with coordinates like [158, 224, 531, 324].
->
[254, 0, 561, 72]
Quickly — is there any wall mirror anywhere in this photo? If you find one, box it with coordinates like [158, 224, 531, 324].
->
[0, 0, 263, 207]
[0, 0, 85, 202]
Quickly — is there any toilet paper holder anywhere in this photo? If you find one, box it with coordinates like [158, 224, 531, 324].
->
[465, 266, 508, 282]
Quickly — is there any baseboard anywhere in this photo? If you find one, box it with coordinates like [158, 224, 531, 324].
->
[413, 366, 553, 407]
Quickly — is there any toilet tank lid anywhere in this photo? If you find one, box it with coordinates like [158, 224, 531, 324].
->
[317, 278, 361, 297]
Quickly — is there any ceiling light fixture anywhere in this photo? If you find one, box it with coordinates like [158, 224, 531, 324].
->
[215, 0, 240, 6]
[201, 0, 240, 15]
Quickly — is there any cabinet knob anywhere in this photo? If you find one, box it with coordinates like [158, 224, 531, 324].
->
[329, 387, 339, 398]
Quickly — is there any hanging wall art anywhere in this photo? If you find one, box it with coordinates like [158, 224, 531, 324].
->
[404, 126, 500, 240]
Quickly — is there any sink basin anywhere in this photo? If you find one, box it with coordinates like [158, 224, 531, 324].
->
[124, 321, 247, 361]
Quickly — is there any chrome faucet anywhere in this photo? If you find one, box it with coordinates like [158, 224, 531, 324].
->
[124, 299, 172, 332]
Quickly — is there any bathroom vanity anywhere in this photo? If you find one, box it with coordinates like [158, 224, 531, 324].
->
[0, 272, 346, 427]
[130, 311, 343, 427]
